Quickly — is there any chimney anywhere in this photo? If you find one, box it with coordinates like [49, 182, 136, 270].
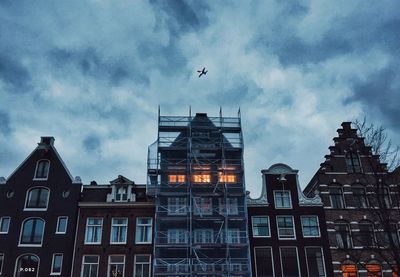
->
[40, 137, 55, 146]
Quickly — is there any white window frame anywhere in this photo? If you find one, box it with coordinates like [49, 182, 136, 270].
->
[226, 229, 240, 244]
[18, 217, 45, 247]
[0, 217, 11, 234]
[301, 216, 321, 238]
[115, 187, 128, 202]
[168, 229, 188, 244]
[110, 218, 128, 244]
[107, 255, 125, 277]
[56, 216, 68, 234]
[14, 253, 40, 277]
[50, 253, 63, 275]
[168, 198, 187, 215]
[251, 216, 270, 238]
[218, 198, 239, 215]
[194, 229, 213, 244]
[0, 253, 4, 275]
[81, 255, 99, 277]
[273, 190, 292, 209]
[193, 197, 213, 215]
[276, 215, 296, 240]
[84, 218, 103, 245]
[135, 217, 152, 244]
[279, 247, 301, 277]
[33, 159, 50, 180]
[305, 247, 327, 277]
[253, 247, 275, 277]
[24, 186, 50, 211]
[134, 255, 151, 277]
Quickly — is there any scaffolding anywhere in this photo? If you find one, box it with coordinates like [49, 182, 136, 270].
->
[147, 109, 252, 277]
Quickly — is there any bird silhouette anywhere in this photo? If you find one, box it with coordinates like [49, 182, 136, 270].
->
[197, 67, 208, 78]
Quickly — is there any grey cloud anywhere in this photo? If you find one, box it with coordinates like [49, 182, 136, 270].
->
[0, 54, 31, 93]
[83, 135, 101, 154]
[0, 111, 11, 135]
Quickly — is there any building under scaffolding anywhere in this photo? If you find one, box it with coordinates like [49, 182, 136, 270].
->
[147, 110, 252, 277]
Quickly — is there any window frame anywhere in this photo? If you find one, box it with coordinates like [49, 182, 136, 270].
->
[346, 152, 362, 173]
[24, 186, 50, 211]
[279, 247, 301, 277]
[301, 216, 321, 238]
[133, 254, 151, 277]
[110, 218, 128, 245]
[329, 186, 345, 209]
[193, 197, 213, 216]
[33, 159, 50, 180]
[0, 217, 11, 234]
[276, 215, 296, 240]
[352, 186, 368, 208]
[273, 190, 292, 209]
[18, 217, 45, 247]
[107, 255, 125, 277]
[335, 223, 352, 249]
[14, 254, 40, 277]
[168, 197, 187, 215]
[81, 255, 99, 277]
[135, 217, 152, 244]
[167, 229, 188, 244]
[304, 247, 327, 277]
[55, 216, 68, 234]
[251, 216, 270, 238]
[50, 253, 63, 275]
[0, 253, 4, 275]
[218, 198, 239, 215]
[84, 217, 103, 245]
[253, 247, 274, 277]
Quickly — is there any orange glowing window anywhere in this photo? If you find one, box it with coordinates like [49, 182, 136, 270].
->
[392, 266, 398, 277]
[342, 265, 357, 277]
[169, 175, 186, 183]
[193, 174, 211, 183]
[219, 174, 237, 183]
[366, 265, 382, 277]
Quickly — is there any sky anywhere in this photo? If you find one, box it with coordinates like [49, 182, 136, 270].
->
[0, 0, 400, 198]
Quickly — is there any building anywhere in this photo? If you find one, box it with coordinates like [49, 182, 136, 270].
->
[304, 122, 400, 276]
[147, 112, 252, 276]
[0, 137, 82, 277]
[71, 175, 155, 277]
[247, 163, 333, 277]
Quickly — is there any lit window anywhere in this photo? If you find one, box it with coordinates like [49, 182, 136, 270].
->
[335, 224, 352, 249]
[277, 216, 295, 239]
[134, 255, 151, 277]
[301, 216, 320, 237]
[81, 256, 99, 277]
[219, 198, 238, 215]
[329, 187, 345, 209]
[0, 253, 4, 275]
[341, 264, 357, 277]
[108, 255, 125, 277]
[168, 175, 186, 183]
[84, 218, 103, 244]
[193, 197, 213, 215]
[274, 190, 292, 208]
[168, 229, 188, 244]
[218, 173, 236, 183]
[19, 218, 45, 245]
[51, 253, 63, 275]
[135, 218, 152, 244]
[34, 159, 50, 179]
[25, 187, 50, 210]
[254, 247, 274, 277]
[0, 217, 10, 234]
[252, 216, 270, 237]
[56, 216, 68, 234]
[280, 247, 300, 277]
[346, 152, 362, 173]
[193, 174, 211, 183]
[366, 264, 381, 277]
[168, 198, 187, 215]
[110, 218, 128, 244]
[305, 247, 326, 277]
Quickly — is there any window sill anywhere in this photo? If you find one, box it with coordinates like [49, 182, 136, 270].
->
[84, 242, 102, 245]
[18, 244, 42, 247]
[278, 237, 296, 240]
[24, 208, 48, 212]
[33, 178, 48, 181]
[50, 273, 61, 276]
[303, 235, 321, 238]
[0, 232, 9, 234]
[135, 242, 152, 245]
[253, 235, 271, 238]
[110, 242, 127, 245]
[55, 232, 67, 234]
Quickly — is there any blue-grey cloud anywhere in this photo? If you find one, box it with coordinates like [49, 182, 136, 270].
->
[0, 54, 31, 93]
[83, 135, 101, 154]
[0, 111, 11, 135]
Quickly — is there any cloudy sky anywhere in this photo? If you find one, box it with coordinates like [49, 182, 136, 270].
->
[0, 0, 399, 197]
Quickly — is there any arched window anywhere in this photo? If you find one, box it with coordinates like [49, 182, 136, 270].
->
[25, 187, 49, 210]
[19, 218, 45, 245]
[352, 185, 368, 208]
[329, 186, 345, 209]
[34, 160, 50, 179]
[354, 221, 374, 247]
[346, 152, 362, 173]
[366, 263, 382, 277]
[15, 254, 39, 277]
[341, 263, 358, 277]
[377, 187, 391, 208]
[335, 223, 352, 249]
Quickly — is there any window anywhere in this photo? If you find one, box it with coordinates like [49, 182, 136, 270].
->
[193, 174, 211, 183]
[134, 255, 151, 277]
[329, 187, 344, 209]
[377, 187, 391, 208]
[0, 253, 3, 275]
[305, 247, 326, 277]
[168, 175, 186, 183]
[56, 216, 68, 234]
[115, 187, 128, 202]
[375, 224, 399, 248]
[81, 256, 99, 277]
[34, 159, 50, 179]
[25, 187, 50, 210]
[19, 218, 45, 245]
[277, 216, 295, 239]
[168, 198, 187, 215]
[335, 224, 352, 249]
[15, 254, 39, 277]
[0, 217, 10, 234]
[135, 217, 152, 244]
[274, 190, 292, 208]
[355, 222, 374, 247]
[50, 254, 63, 275]
[254, 247, 274, 277]
[110, 218, 128, 244]
[280, 247, 300, 277]
[341, 264, 358, 277]
[193, 197, 212, 215]
[346, 152, 362, 173]
[226, 229, 240, 244]
[84, 218, 103, 244]
[366, 264, 381, 277]
[168, 229, 188, 244]
[108, 255, 125, 277]
[301, 216, 320, 237]
[194, 229, 213, 243]
[352, 187, 368, 208]
[252, 216, 270, 237]
[219, 198, 239, 215]
[218, 173, 237, 183]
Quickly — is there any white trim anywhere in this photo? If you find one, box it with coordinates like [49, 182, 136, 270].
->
[134, 254, 151, 277]
[109, 218, 128, 245]
[251, 216, 271, 238]
[253, 247, 274, 277]
[135, 217, 153, 244]
[273, 190, 292, 209]
[0, 253, 3, 275]
[84, 217, 103, 245]
[50, 253, 63, 275]
[0, 216, 11, 234]
[107, 255, 125, 277]
[24, 186, 50, 211]
[300, 215, 321, 238]
[304, 246, 327, 277]
[56, 216, 68, 234]
[18, 217, 45, 247]
[81, 255, 99, 277]
[33, 159, 51, 180]
[276, 215, 296, 240]
[279, 247, 300, 277]
[14, 253, 40, 277]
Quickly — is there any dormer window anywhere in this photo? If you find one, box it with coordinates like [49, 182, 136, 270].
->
[274, 190, 292, 209]
[34, 159, 50, 179]
[25, 187, 50, 210]
[346, 152, 362, 173]
[115, 187, 128, 202]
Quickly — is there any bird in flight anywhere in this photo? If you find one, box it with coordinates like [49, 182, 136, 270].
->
[197, 67, 208, 78]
